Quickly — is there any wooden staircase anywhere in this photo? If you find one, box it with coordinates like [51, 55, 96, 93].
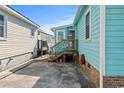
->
[48, 39, 78, 62]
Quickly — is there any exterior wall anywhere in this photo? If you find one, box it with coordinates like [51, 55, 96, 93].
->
[103, 5, 124, 88]
[0, 8, 38, 70]
[46, 35, 54, 48]
[76, 5, 100, 71]
[38, 31, 54, 49]
[75, 5, 100, 87]
[105, 5, 124, 76]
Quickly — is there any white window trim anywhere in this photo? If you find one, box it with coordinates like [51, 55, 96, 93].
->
[0, 12, 7, 41]
[84, 6, 91, 41]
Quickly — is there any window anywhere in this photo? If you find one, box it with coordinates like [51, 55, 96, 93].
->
[85, 11, 91, 40]
[0, 14, 6, 39]
[58, 32, 63, 42]
[31, 28, 35, 37]
[38, 31, 40, 35]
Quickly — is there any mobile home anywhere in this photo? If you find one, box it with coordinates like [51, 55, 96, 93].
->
[50, 24, 78, 63]
[37, 29, 54, 56]
[51, 5, 124, 88]
[0, 6, 39, 71]
[51, 24, 77, 44]
[74, 5, 124, 88]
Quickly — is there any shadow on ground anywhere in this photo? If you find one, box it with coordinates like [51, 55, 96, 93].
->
[74, 64, 95, 88]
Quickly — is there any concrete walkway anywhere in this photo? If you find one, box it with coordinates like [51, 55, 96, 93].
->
[0, 57, 95, 88]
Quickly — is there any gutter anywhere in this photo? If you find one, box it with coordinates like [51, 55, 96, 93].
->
[50, 24, 73, 32]
[0, 5, 40, 28]
[38, 29, 54, 37]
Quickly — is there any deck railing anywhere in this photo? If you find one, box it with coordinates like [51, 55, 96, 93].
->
[49, 39, 78, 59]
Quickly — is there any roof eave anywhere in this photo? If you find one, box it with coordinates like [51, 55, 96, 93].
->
[0, 5, 40, 28]
[39, 28, 54, 37]
[50, 24, 73, 32]
[73, 5, 83, 25]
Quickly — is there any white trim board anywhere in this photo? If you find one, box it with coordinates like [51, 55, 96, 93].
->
[99, 5, 105, 88]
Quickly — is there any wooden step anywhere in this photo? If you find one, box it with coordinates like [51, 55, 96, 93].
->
[48, 52, 64, 62]
[48, 49, 77, 62]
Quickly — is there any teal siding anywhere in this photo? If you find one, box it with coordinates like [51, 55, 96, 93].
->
[76, 6, 100, 71]
[105, 5, 124, 75]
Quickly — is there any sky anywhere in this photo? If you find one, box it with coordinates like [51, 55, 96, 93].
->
[10, 5, 78, 35]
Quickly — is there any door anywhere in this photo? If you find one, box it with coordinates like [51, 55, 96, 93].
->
[68, 31, 75, 48]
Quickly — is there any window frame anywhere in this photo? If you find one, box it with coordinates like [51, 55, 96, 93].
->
[58, 31, 64, 42]
[30, 28, 35, 38]
[0, 12, 7, 41]
[84, 7, 91, 41]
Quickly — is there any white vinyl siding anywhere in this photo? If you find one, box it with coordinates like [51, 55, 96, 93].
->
[0, 9, 37, 59]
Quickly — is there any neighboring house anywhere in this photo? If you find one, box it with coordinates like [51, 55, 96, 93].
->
[0, 6, 40, 71]
[50, 24, 78, 63]
[37, 29, 54, 56]
[73, 5, 124, 88]
[51, 24, 78, 49]
[51, 24, 77, 44]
